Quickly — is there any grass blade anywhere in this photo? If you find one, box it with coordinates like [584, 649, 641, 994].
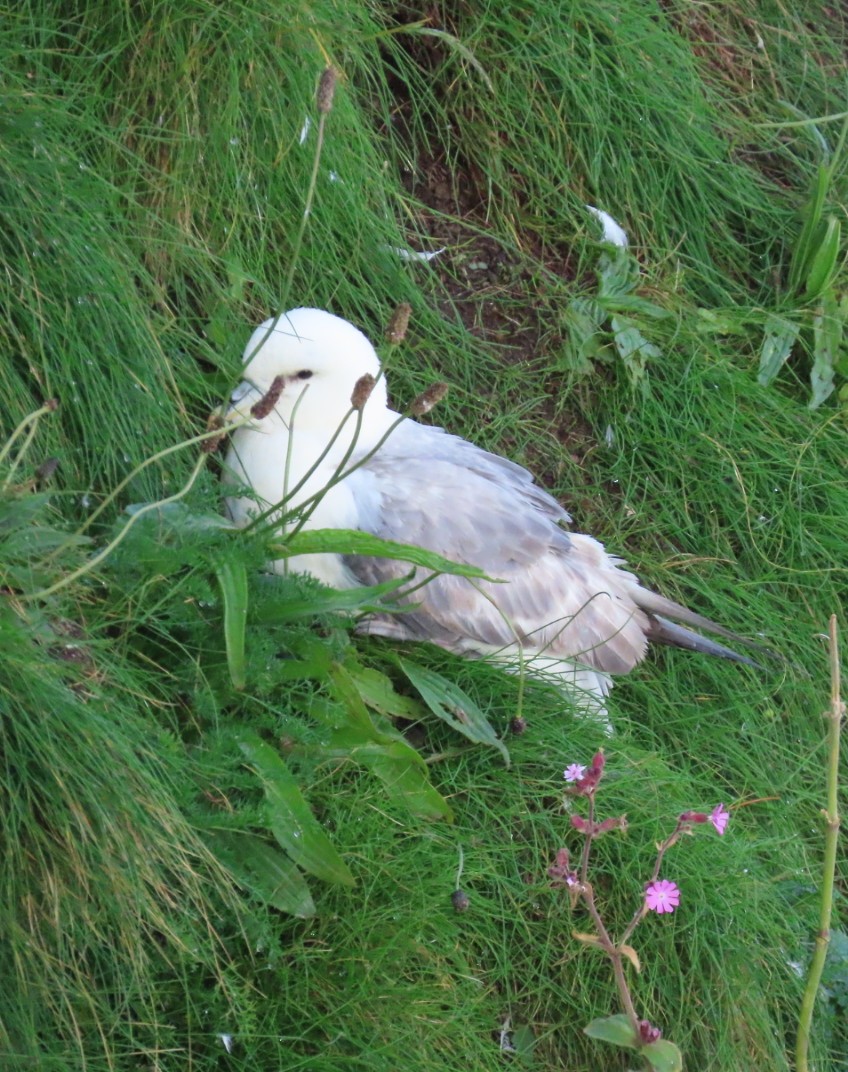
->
[215, 557, 249, 691]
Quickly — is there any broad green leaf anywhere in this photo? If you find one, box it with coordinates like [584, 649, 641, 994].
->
[810, 288, 841, 409]
[695, 308, 750, 336]
[788, 163, 830, 294]
[584, 1013, 639, 1049]
[206, 829, 315, 917]
[215, 558, 248, 690]
[804, 213, 841, 300]
[757, 314, 801, 386]
[0, 494, 53, 532]
[599, 293, 672, 319]
[334, 734, 453, 820]
[236, 730, 354, 886]
[262, 635, 334, 683]
[640, 1038, 683, 1072]
[271, 528, 496, 581]
[342, 663, 425, 721]
[327, 664, 453, 820]
[397, 658, 510, 766]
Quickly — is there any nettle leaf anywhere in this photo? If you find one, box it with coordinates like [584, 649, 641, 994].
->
[561, 297, 606, 374]
[271, 528, 495, 581]
[584, 1013, 639, 1049]
[253, 574, 410, 624]
[236, 729, 354, 887]
[610, 315, 662, 382]
[598, 249, 640, 298]
[640, 1038, 683, 1072]
[397, 657, 510, 766]
[206, 829, 315, 918]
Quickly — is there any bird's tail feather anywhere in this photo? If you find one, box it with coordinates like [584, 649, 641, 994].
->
[632, 588, 773, 665]
[645, 615, 757, 666]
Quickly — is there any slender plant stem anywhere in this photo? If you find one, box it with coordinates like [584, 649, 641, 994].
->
[0, 403, 55, 482]
[2, 419, 42, 491]
[22, 455, 207, 602]
[620, 821, 684, 946]
[796, 614, 843, 1072]
[579, 796, 595, 884]
[581, 884, 640, 1031]
[40, 419, 253, 566]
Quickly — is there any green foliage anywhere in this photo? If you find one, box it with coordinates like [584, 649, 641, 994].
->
[1, 2, 847, 1070]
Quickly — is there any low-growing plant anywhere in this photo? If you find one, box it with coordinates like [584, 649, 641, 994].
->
[550, 751, 731, 1072]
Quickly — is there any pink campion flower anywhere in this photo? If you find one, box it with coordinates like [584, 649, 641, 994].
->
[709, 803, 730, 836]
[564, 763, 587, 783]
[645, 879, 680, 914]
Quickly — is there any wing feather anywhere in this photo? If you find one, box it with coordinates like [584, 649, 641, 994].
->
[342, 421, 651, 674]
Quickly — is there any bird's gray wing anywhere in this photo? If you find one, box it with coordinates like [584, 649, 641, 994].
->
[342, 420, 651, 674]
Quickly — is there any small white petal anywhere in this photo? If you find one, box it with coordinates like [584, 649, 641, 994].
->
[585, 205, 629, 248]
[299, 116, 312, 145]
[328, 170, 341, 183]
[218, 1034, 234, 1053]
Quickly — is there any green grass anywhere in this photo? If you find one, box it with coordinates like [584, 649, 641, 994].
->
[1, 1, 847, 1069]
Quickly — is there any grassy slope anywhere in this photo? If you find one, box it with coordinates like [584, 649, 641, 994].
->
[1, 1, 846, 1069]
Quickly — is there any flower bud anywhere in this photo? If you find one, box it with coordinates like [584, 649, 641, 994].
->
[638, 1020, 662, 1044]
[451, 888, 470, 912]
[679, 811, 708, 824]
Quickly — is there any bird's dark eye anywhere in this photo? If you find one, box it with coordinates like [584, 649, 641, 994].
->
[296, 369, 313, 380]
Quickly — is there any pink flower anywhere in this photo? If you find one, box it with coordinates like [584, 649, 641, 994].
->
[564, 763, 587, 783]
[709, 804, 730, 836]
[645, 879, 680, 914]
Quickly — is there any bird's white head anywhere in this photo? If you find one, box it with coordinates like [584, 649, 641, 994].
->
[230, 308, 389, 433]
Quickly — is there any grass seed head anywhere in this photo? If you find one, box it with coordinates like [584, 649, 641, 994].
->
[250, 375, 286, 419]
[317, 66, 337, 114]
[385, 302, 412, 345]
[409, 381, 449, 417]
[351, 373, 377, 410]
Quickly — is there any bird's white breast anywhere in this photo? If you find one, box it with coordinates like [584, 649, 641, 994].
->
[225, 424, 364, 589]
